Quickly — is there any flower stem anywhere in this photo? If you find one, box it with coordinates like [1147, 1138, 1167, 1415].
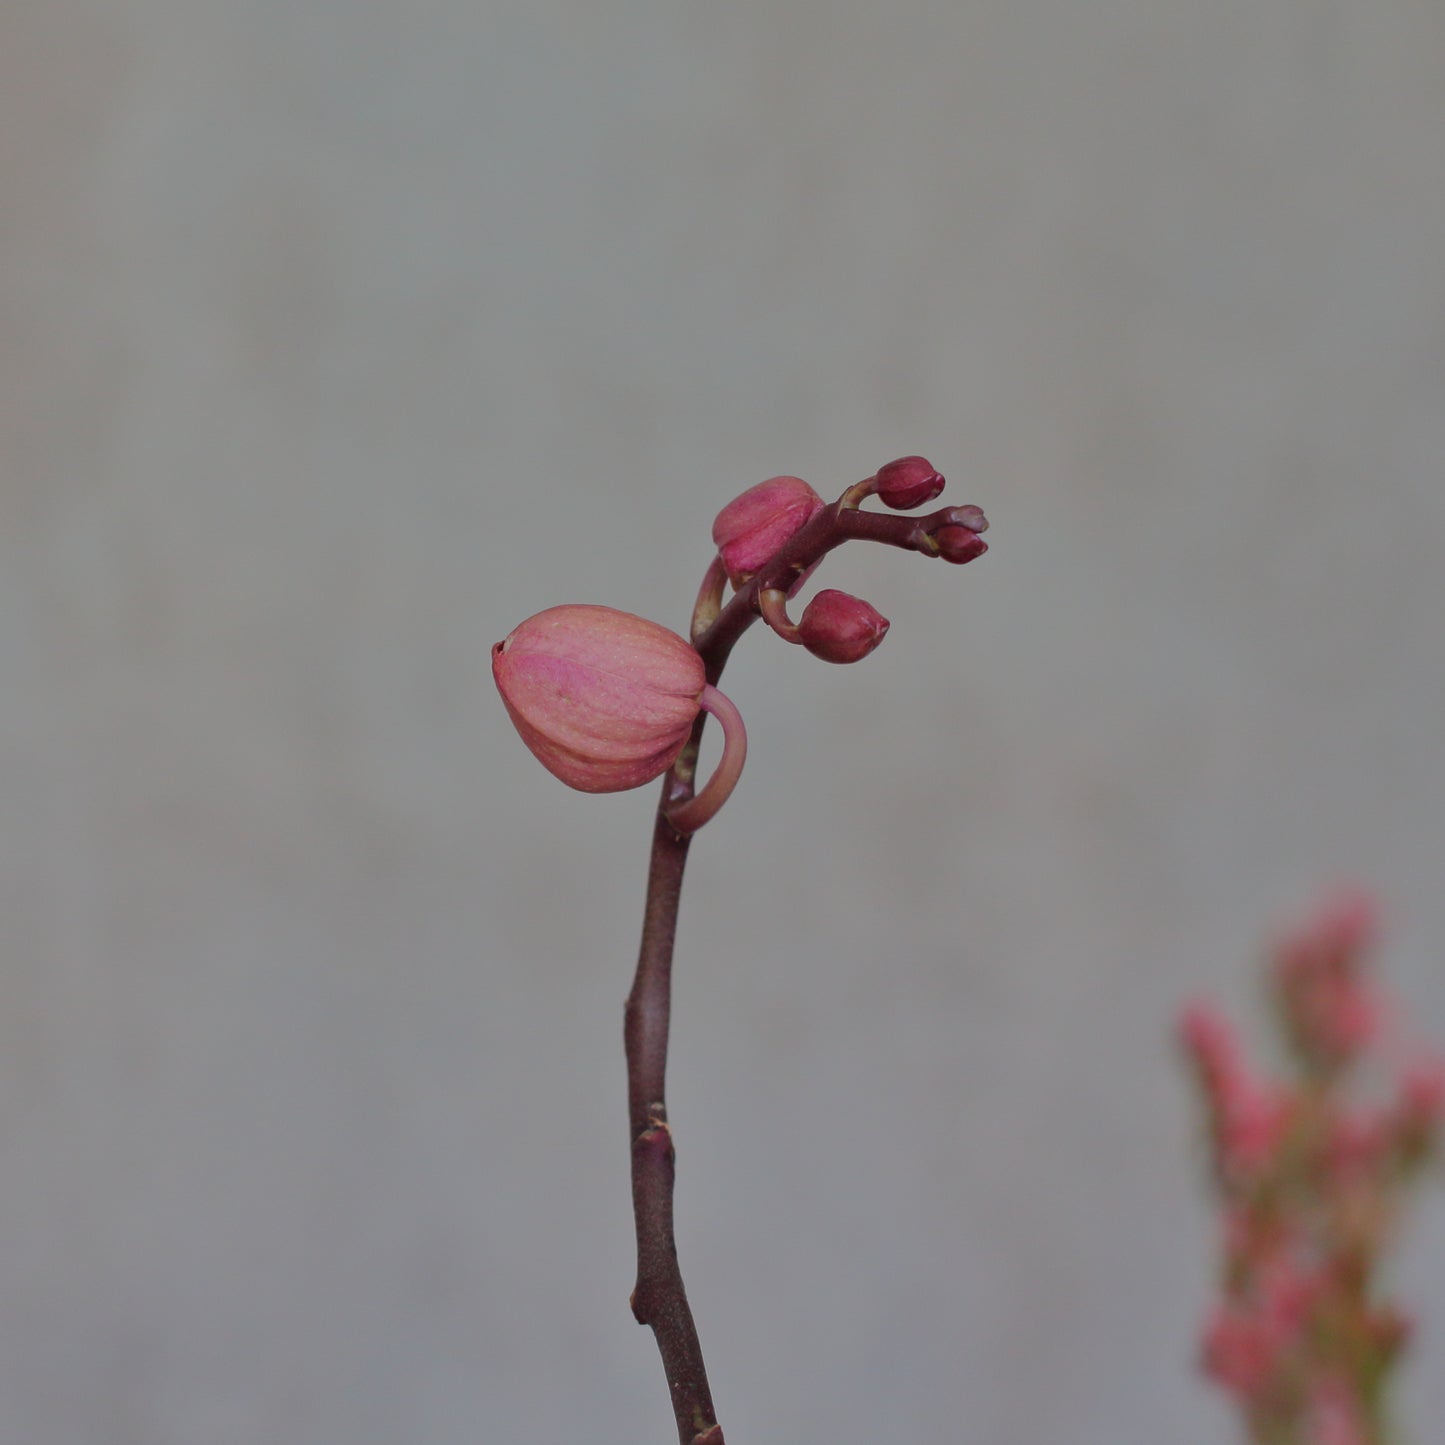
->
[623, 811, 721, 1445]
[622, 486, 990, 1443]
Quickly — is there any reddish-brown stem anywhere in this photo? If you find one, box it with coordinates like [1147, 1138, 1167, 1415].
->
[623, 489, 988, 1444]
[623, 808, 718, 1445]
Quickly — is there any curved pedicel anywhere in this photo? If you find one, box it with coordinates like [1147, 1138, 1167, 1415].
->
[662, 684, 747, 836]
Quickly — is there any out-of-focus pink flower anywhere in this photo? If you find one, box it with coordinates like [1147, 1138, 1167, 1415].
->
[1201, 1303, 1291, 1402]
[1258, 1257, 1325, 1335]
[1180, 1004, 1292, 1181]
[1324, 1107, 1390, 1179]
[1179, 1002, 1244, 1104]
[1274, 889, 1384, 1067]
[1180, 1002, 1237, 1070]
[1305, 1375, 1370, 1445]
[1202, 1260, 1327, 1407]
[1183, 889, 1439, 1444]
[1219, 1085, 1292, 1181]
[1392, 1055, 1445, 1163]
[1400, 1056, 1445, 1125]
[1278, 888, 1380, 965]
[1301, 973, 1382, 1060]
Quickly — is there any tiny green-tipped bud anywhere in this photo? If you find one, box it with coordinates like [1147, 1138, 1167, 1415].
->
[492, 605, 706, 793]
[796, 589, 889, 663]
[875, 456, 945, 510]
[712, 476, 825, 588]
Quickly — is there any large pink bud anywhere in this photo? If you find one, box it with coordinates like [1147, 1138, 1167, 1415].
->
[712, 476, 825, 588]
[492, 605, 706, 793]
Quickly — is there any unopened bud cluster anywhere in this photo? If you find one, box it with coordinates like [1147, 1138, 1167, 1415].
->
[1180, 891, 1445, 1445]
[493, 456, 987, 830]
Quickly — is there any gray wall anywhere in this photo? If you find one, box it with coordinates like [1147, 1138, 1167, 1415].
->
[5, 2, 1445, 1441]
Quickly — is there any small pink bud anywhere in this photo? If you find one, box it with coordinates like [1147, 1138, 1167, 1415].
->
[1219, 1084, 1291, 1180]
[1274, 893, 1384, 1066]
[1324, 1108, 1390, 1180]
[1393, 1056, 1445, 1162]
[492, 605, 705, 793]
[1312, 886, 1380, 958]
[1264, 1257, 1325, 1323]
[795, 589, 889, 663]
[1305, 1377, 1371, 1445]
[1179, 1002, 1241, 1086]
[1401, 1057, 1445, 1123]
[875, 455, 945, 510]
[712, 476, 825, 588]
[1201, 1303, 1289, 1401]
[932, 524, 988, 565]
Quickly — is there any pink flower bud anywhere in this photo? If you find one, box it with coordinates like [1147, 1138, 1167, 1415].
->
[795, 589, 889, 663]
[1179, 1003, 1242, 1093]
[1201, 1303, 1290, 1402]
[875, 455, 945, 509]
[712, 476, 825, 588]
[1305, 1376, 1371, 1445]
[1219, 1084, 1291, 1181]
[1274, 890, 1384, 1068]
[933, 524, 988, 565]
[1393, 1056, 1445, 1163]
[1401, 1057, 1445, 1124]
[1324, 1108, 1390, 1180]
[492, 605, 706, 793]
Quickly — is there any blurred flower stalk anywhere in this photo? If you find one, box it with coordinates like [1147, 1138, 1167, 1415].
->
[1181, 892, 1445, 1445]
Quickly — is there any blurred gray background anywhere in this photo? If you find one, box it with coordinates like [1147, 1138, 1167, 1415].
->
[5, 2, 1445, 1442]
